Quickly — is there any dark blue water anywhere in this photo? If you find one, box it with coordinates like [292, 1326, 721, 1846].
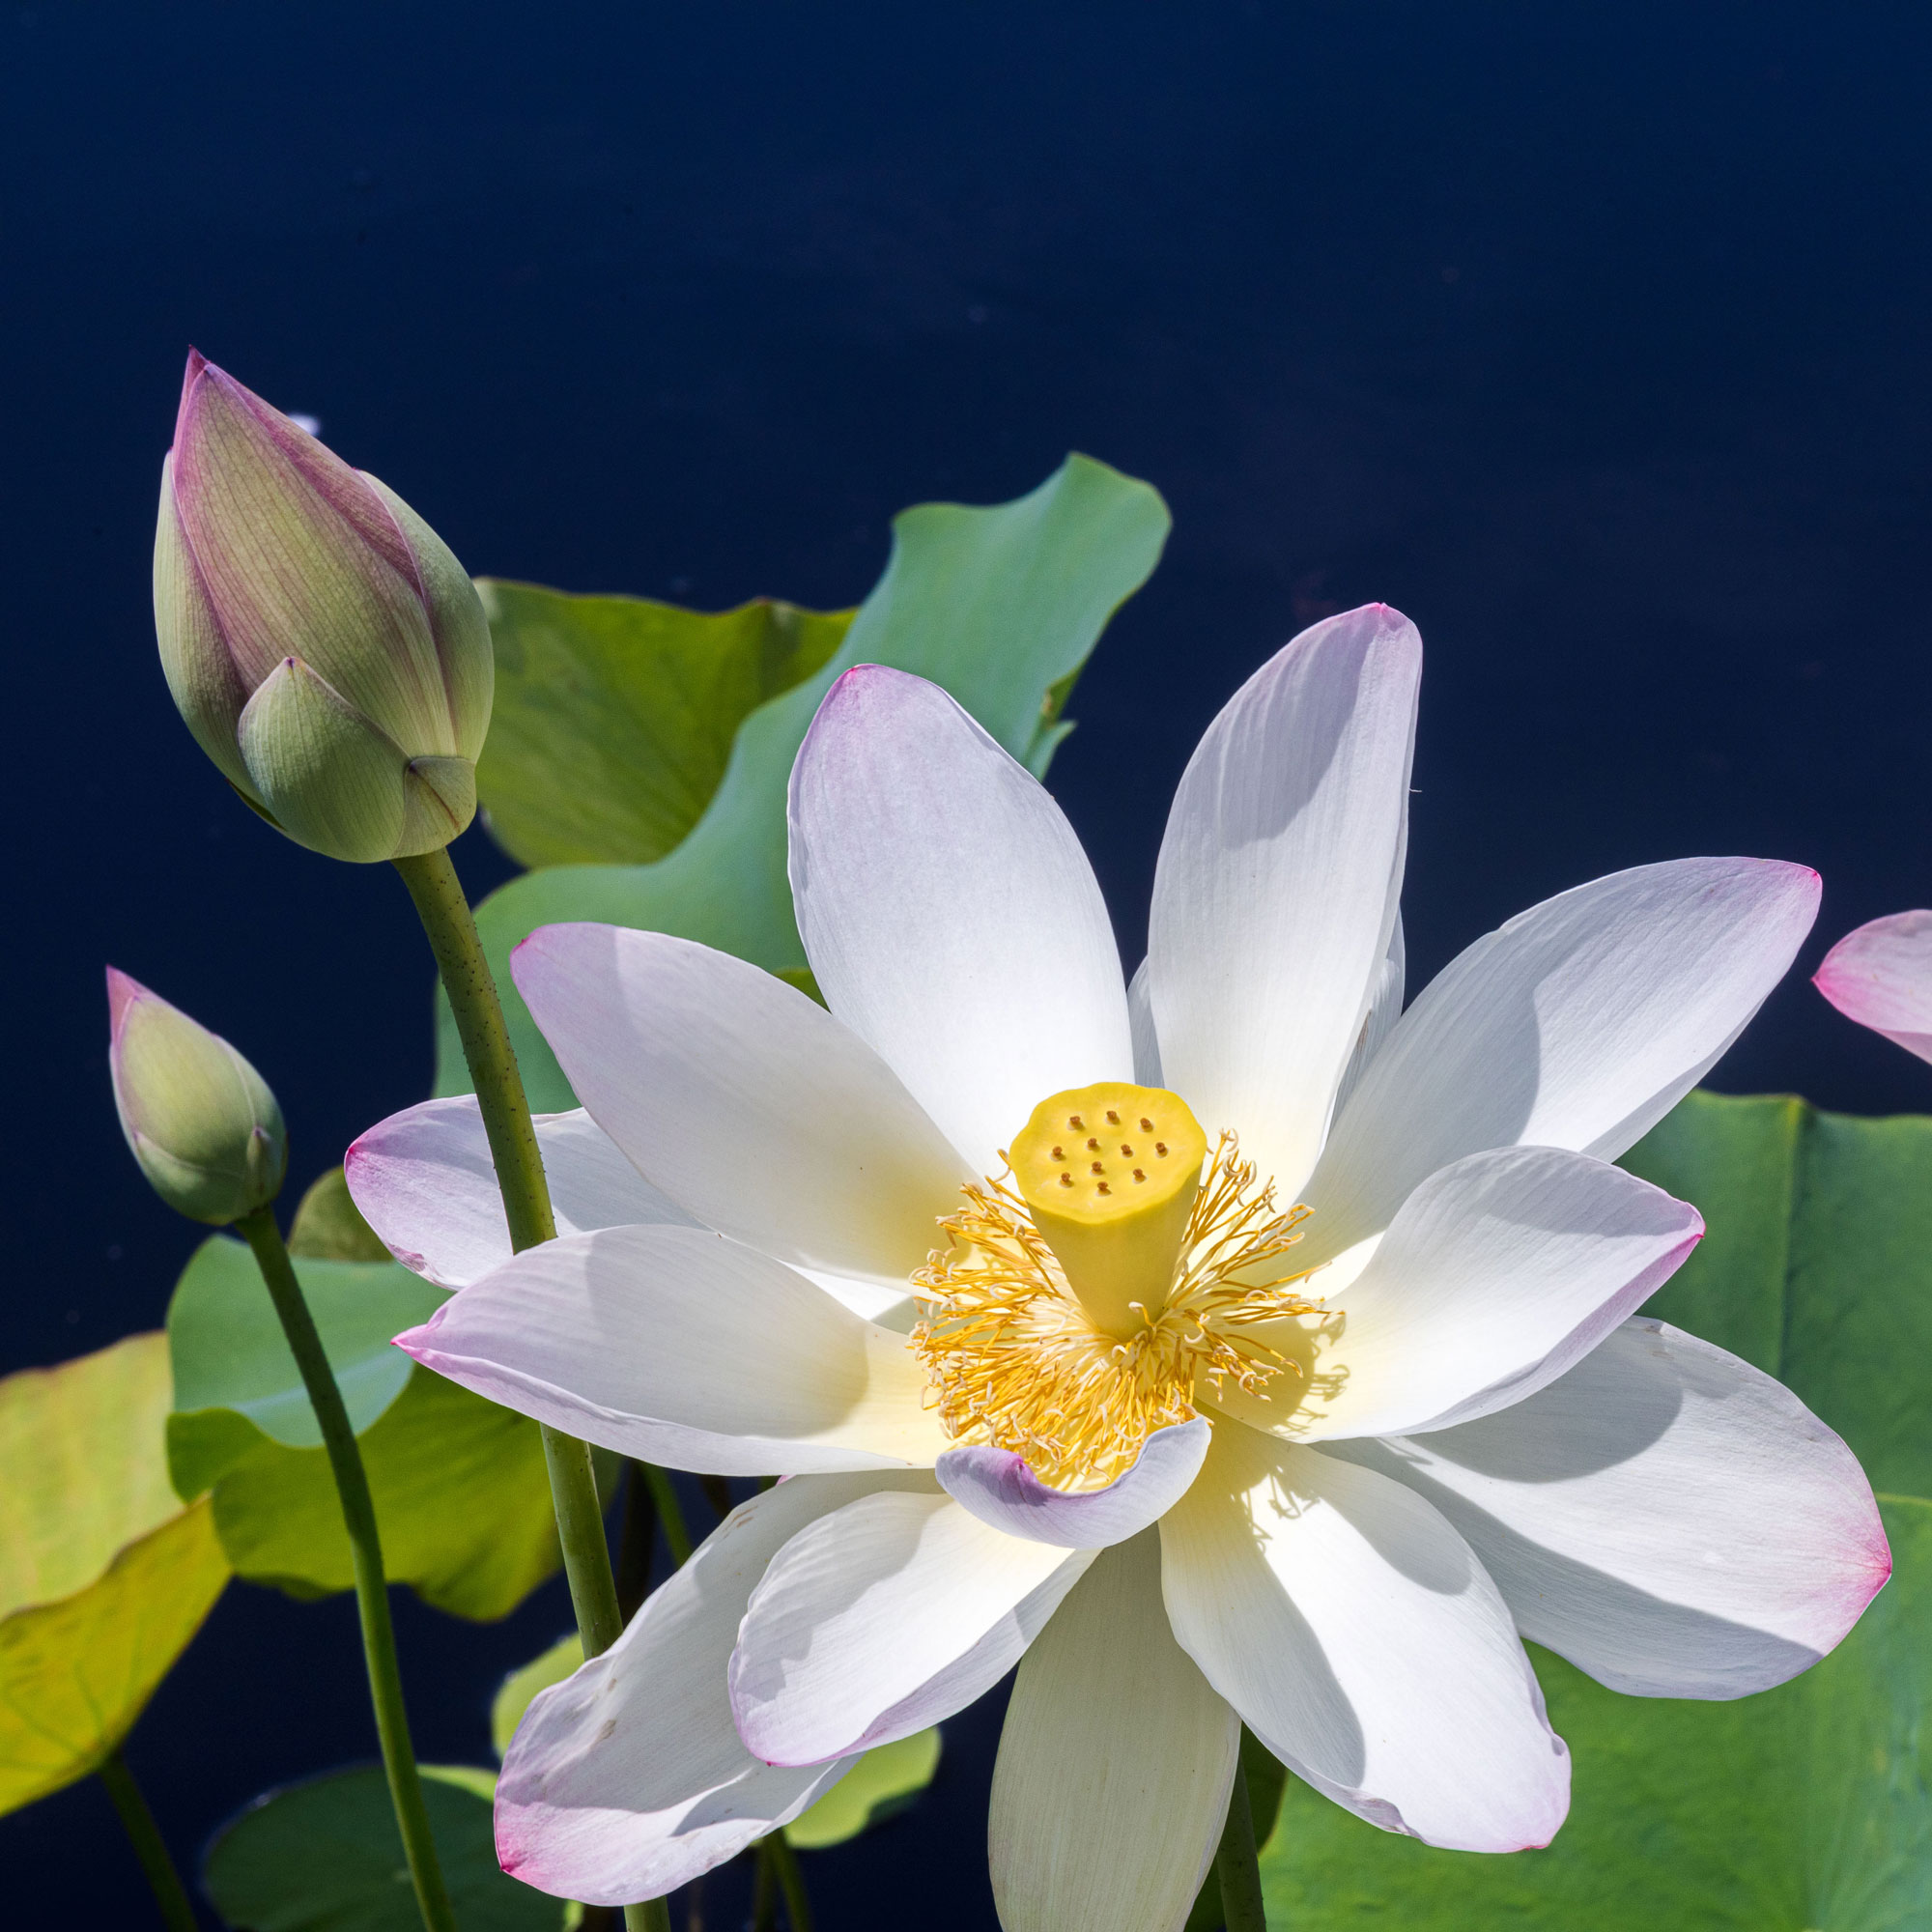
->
[6, 3, 1931, 1924]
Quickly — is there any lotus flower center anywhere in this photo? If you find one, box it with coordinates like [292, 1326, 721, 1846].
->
[911, 1081, 1323, 1491]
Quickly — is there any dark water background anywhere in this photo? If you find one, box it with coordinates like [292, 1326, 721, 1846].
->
[5, 3, 1931, 1923]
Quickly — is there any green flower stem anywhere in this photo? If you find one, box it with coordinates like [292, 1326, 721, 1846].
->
[391, 848, 663, 1932]
[761, 1833, 814, 1932]
[644, 1463, 695, 1566]
[391, 848, 628, 1657]
[752, 1844, 778, 1932]
[1212, 1759, 1266, 1932]
[236, 1205, 457, 1932]
[98, 1747, 198, 1932]
[614, 1462, 661, 1625]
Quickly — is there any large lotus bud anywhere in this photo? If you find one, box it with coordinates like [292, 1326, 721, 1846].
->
[106, 970, 287, 1224]
[154, 352, 493, 863]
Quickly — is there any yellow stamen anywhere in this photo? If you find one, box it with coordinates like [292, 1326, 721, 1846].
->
[911, 1130, 1323, 1491]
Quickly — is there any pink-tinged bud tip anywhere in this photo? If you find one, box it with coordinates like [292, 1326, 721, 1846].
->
[104, 965, 148, 1038]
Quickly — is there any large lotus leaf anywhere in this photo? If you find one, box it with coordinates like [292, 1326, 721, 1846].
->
[203, 1763, 562, 1931]
[0, 1335, 229, 1813]
[1254, 1091, 1932, 1928]
[165, 1234, 445, 1502]
[436, 453, 1170, 1108]
[210, 1365, 563, 1622]
[475, 586, 853, 870]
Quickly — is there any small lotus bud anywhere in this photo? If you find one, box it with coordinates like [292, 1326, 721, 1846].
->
[154, 351, 493, 863]
[106, 969, 287, 1224]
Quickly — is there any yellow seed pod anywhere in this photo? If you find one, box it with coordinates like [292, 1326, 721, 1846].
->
[1009, 1082, 1208, 1336]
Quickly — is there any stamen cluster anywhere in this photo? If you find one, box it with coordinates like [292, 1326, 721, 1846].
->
[910, 1134, 1322, 1490]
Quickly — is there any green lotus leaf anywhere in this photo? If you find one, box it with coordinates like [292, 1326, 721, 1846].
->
[202, 1763, 562, 1930]
[209, 1365, 565, 1622]
[437, 453, 1170, 1108]
[491, 1632, 581, 1758]
[164, 1234, 444, 1501]
[0, 1334, 229, 1814]
[287, 1165, 392, 1263]
[475, 586, 853, 869]
[1248, 1092, 1932, 1928]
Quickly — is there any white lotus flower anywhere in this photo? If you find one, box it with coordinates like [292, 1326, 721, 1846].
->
[355, 606, 1888, 1927]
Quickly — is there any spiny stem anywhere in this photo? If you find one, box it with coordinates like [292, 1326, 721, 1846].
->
[98, 1747, 198, 1932]
[393, 846, 661, 1923]
[1212, 1758, 1266, 1932]
[234, 1205, 457, 1932]
[391, 848, 627, 1659]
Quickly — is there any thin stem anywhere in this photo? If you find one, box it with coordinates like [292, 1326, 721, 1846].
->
[391, 847, 554, 1251]
[624, 1903, 672, 1932]
[614, 1461, 661, 1626]
[542, 1424, 623, 1656]
[1213, 1759, 1266, 1932]
[763, 1833, 813, 1932]
[752, 1843, 779, 1932]
[644, 1463, 695, 1567]
[391, 848, 629, 1662]
[235, 1207, 457, 1932]
[98, 1748, 198, 1932]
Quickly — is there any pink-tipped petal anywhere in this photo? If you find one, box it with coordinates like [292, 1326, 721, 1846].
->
[511, 923, 969, 1292]
[497, 1472, 929, 1904]
[1215, 1146, 1704, 1444]
[1149, 605, 1420, 1200]
[347, 1095, 695, 1288]
[1305, 857, 1819, 1269]
[393, 1225, 945, 1475]
[788, 665, 1134, 1177]
[1814, 910, 1932, 1065]
[935, 1418, 1210, 1548]
[1343, 1319, 1891, 1699]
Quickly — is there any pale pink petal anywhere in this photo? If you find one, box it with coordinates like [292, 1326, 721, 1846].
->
[990, 1529, 1238, 1932]
[512, 923, 969, 1291]
[1305, 857, 1819, 1272]
[729, 1490, 1092, 1766]
[1148, 606, 1420, 1199]
[497, 1472, 930, 1904]
[936, 1419, 1210, 1548]
[1340, 1319, 1890, 1698]
[1814, 910, 1932, 1065]
[1159, 1423, 1569, 1853]
[1214, 1147, 1702, 1443]
[788, 666, 1134, 1177]
[347, 1096, 694, 1288]
[394, 1226, 946, 1475]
